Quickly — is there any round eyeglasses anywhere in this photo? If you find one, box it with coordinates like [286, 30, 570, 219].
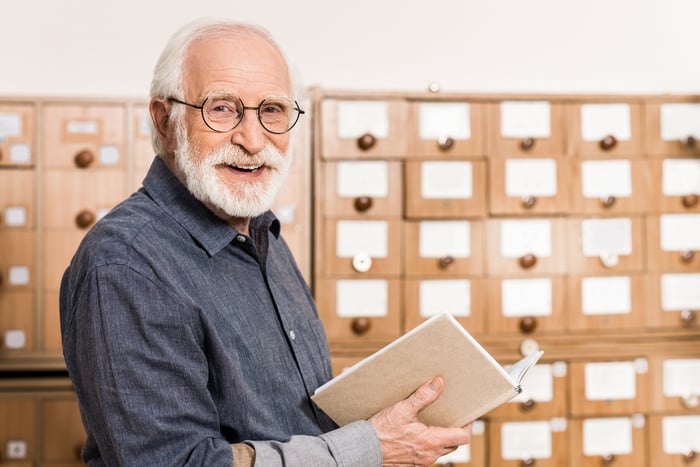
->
[167, 95, 305, 134]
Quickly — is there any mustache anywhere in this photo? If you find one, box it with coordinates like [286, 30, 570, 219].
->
[204, 143, 286, 171]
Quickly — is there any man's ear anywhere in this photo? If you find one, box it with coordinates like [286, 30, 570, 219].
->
[150, 98, 176, 153]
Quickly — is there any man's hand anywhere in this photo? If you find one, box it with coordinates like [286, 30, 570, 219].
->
[367, 377, 473, 466]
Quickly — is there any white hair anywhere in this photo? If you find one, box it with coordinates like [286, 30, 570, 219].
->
[149, 17, 301, 155]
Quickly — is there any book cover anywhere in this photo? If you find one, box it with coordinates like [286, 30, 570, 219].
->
[312, 312, 543, 428]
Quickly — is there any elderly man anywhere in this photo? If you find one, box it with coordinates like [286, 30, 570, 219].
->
[60, 18, 472, 466]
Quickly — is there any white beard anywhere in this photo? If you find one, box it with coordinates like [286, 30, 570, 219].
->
[173, 123, 290, 219]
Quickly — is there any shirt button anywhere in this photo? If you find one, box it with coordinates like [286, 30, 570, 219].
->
[289, 330, 296, 341]
[235, 235, 246, 243]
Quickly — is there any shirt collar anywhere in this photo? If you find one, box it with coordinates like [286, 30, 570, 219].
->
[142, 157, 280, 256]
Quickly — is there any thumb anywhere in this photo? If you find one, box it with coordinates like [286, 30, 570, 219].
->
[406, 377, 444, 414]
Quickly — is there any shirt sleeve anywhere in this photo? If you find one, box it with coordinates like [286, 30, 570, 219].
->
[247, 421, 382, 467]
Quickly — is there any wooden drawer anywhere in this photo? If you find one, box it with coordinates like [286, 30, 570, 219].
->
[645, 273, 700, 331]
[0, 398, 35, 462]
[648, 415, 700, 467]
[648, 356, 700, 414]
[408, 100, 486, 158]
[645, 100, 700, 158]
[0, 230, 34, 291]
[0, 169, 34, 228]
[0, 292, 34, 352]
[567, 102, 643, 158]
[487, 100, 566, 157]
[646, 214, 700, 272]
[569, 415, 647, 467]
[320, 98, 408, 159]
[647, 158, 700, 214]
[488, 418, 568, 466]
[42, 103, 126, 169]
[0, 103, 35, 166]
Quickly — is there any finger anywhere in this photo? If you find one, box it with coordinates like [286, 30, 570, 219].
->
[405, 377, 443, 413]
[427, 425, 473, 448]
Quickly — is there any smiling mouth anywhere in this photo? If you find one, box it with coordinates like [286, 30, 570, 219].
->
[225, 164, 263, 173]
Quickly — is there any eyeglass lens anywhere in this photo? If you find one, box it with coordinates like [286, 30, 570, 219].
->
[203, 96, 300, 134]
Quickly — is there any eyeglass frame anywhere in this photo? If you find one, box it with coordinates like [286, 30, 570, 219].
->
[167, 95, 305, 135]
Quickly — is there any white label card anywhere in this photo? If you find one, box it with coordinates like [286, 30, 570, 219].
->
[662, 416, 700, 454]
[663, 159, 700, 196]
[418, 102, 471, 140]
[585, 361, 636, 400]
[336, 220, 388, 258]
[581, 218, 632, 257]
[500, 219, 552, 258]
[436, 444, 471, 463]
[581, 160, 632, 198]
[9, 144, 31, 163]
[660, 103, 700, 140]
[0, 113, 22, 139]
[139, 114, 151, 136]
[336, 101, 389, 139]
[336, 280, 388, 317]
[581, 276, 631, 315]
[8, 266, 30, 285]
[4, 207, 27, 227]
[660, 214, 700, 251]
[583, 417, 633, 456]
[510, 364, 554, 403]
[502, 278, 552, 317]
[505, 159, 557, 197]
[421, 161, 473, 199]
[418, 221, 470, 258]
[661, 274, 700, 311]
[419, 280, 471, 318]
[500, 101, 551, 138]
[67, 120, 99, 134]
[336, 161, 389, 198]
[99, 145, 120, 165]
[501, 421, 552, 460]
[663, 359, 700, 397]
[581, 104, 631, 142]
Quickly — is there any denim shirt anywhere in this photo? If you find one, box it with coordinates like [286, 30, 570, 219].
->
[60, 156, 382, 467]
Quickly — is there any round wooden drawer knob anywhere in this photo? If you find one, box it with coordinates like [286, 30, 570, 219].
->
[438, 256, 454, 270]
[683, 135, 697, 148]
[437, 136, 455, 152]
[521, 196, 537, 209]
[680, 309, 696, 327]
[600, 196, 616, 208]
[519, 253, 537, 269]
[75, 210, 96, 229]
[354, 196, 373, 212]
[680, 250, 695, 263]
[519, 316, 538, 334]
[351, 317, 371, 335]
[520, 458, 535, 466]
[520, 137, 535, 151]
[519, 398, 537, 412]
[599, 135, 618, 151]
[682, 194, 698, 208]
[681, 394, 699, 409]
[684, 449, 697, 462]
[357, 133, 376, 151]
[74, 149, 95, 168]
[601, 454, 616, 465]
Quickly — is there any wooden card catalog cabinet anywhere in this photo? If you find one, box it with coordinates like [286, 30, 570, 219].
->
[487, 277, 566, 336]
[645, 100, 700, 158]
[489, 418, 568, 466]
[40, 397, 85, 465]
[403, 278, 486, 335]
[569, 159, 649, 215]
[648, 158, 700, 214]
[649, 357, 700, 413]
[487, 100, 566, 157]
[431, 420, 486, 467]
[320, 98, 408, 159]
[407, 100, 485, 158]
[0, 103, 34, 167]
[569, 415, 647, 467]
[0, 170, 34, 229]
[566, 217, 644, 274]
[569, 359, 650, 417]
[566, 275, 646, 332]
[646, 273, 700, 330]
[403, 220, 484, 277]
[404, 159, 487, 219]
[646, 214, 700, 271]
[648, 415, 700, 466]
[315, 278, 401, 341]
[321, 160, 402, 218]
[486, 218, 567, 276]
[489, 157, 571, 215]
[488, 362, 568, 420]
[567, 102, 643, 158]
[0, 398, 35, 463]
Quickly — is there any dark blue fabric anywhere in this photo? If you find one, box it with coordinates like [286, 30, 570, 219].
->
[60, 156, 338, 466]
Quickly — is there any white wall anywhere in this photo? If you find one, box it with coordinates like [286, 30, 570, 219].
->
[2, 0, 699, 97]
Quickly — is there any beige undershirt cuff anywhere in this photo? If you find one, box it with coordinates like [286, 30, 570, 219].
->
[231, 443, 255, 467]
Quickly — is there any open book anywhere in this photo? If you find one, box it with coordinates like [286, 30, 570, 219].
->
[312, 312, 543, 428]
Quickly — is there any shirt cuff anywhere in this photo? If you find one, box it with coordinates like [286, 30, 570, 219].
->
[320, 420, 383, 467]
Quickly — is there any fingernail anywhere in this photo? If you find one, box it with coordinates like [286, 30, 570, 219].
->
[429, 377, 440, 390]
